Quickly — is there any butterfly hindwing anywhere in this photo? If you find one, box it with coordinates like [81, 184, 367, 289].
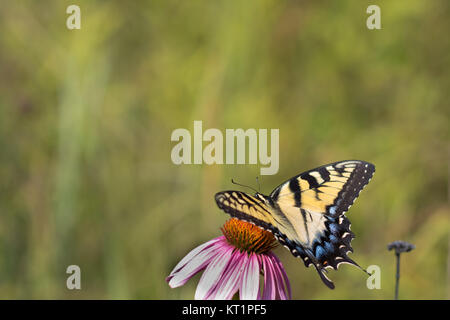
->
[215, 160, 375, 289]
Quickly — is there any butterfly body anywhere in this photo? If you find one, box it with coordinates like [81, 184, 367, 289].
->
[215, 160, 375, 289]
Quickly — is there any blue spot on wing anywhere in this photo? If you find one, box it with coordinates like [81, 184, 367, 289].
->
[329, 234, 338, 243]
[295, 246, 304, 255]
[315, 246, 326, 259]
[329, 206, 336, 215]
[324, 241, 334, 253]
[329, 223, 339, 235]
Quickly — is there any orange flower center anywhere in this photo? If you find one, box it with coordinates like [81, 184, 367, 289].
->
[221, 218, 277, 254]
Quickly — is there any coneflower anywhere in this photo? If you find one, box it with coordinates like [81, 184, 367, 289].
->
[166, 218, 291, 300]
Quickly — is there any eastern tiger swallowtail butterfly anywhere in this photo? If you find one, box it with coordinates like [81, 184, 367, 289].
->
[215, 160, 375, 289]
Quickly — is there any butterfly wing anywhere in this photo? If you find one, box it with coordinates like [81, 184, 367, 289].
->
[215, 160, 375, 289]
[215, 190, 341, 288]
[215, 191, 289, 237]
[269, 160, 375, 288]
[271, 160, 375, 217]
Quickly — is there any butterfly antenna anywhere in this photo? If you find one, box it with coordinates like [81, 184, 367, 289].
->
[231, 179, 259, 193]
[256, 176, 261, 193]
[362, 267, 371, 276]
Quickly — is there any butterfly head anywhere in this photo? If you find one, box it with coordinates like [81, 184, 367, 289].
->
[254, 192, 269, 203]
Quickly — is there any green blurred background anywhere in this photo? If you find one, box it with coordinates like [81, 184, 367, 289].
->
[0, 0, 448, 299]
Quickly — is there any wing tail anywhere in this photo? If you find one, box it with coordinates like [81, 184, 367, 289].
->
[314, 265, 335, 289]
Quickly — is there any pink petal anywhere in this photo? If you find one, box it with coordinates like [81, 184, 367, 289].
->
[270, 255, 286, 299]
[269, 253, 292, 299]
[261, 254, 276, 300]
[167, 238, 222, 288]
[212, 250, 248, 300]
[195, 243, 234, 300]
[239, 253, 260, 300]
[166, 237, 223, 282]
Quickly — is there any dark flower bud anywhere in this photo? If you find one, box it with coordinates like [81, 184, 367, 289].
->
[387, 240, 415, 254]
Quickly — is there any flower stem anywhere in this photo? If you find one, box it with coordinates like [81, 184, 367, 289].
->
[395, 252, 400, 300]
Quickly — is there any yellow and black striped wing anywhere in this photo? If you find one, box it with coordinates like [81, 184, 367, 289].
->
[215, 191, 290, 238]
[269, 160, 375, 288]
[215, 160, 375, 289]
[270, 160, 375, 218]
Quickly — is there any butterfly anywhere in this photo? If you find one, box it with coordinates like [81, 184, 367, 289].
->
[215, 160, 375, 289]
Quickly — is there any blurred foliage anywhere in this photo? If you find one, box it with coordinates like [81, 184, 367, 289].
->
[0, 0, 448, 299]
